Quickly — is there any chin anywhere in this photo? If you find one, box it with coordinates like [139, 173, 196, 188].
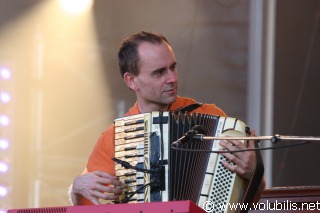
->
[166, 95, 177, 104]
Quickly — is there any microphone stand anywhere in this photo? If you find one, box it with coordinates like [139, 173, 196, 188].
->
[192, 134, 320, 143]
[171, 133, 320, 212]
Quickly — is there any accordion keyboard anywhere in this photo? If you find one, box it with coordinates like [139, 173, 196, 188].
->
[114, 113, 147, 202]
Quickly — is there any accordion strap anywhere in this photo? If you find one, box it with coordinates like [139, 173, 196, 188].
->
[174, 102, 203, 114]
[240, 140, 265, 213]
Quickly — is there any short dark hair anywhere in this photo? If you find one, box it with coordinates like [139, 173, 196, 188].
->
[118, 31, 169, 78]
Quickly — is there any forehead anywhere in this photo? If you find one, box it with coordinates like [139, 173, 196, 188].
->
[137, 41, 176, 68]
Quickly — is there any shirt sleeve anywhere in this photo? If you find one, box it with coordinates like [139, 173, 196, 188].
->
[83, 125, 115, 175]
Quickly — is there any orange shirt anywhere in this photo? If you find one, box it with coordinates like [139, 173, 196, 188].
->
[80, 96, 226, 204]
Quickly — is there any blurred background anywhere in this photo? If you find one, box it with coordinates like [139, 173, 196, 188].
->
[0, 0, 319, 211]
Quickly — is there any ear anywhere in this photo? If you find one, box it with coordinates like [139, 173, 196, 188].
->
[123, 72, 138, 91]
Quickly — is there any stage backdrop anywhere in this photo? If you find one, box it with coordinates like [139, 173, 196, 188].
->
[0, 0, 319, 210]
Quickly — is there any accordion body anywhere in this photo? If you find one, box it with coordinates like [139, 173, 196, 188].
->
[114, 112, 249, 209]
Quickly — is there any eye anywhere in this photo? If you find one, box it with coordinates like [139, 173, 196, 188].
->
[153, 68, 165, 77]
[170, 63, 177, 71]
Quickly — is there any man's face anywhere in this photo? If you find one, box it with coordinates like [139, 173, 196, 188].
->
[129, 41, 178, 112]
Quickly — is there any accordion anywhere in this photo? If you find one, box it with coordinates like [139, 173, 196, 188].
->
[113, 112, 257, 210]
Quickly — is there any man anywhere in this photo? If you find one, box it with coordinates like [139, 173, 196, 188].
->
[69, 31, 265, 205]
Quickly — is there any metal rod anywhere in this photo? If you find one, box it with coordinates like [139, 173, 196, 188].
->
[194, 134, 320, 143]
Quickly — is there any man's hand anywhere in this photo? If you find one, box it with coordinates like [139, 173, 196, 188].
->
[70, 170, 124, 205]
[219, 129, 257, 180]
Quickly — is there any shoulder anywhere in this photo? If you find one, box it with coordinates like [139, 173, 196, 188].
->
[171, 96, 227, 116]
[124, 102, 140, 116]
[96, 124, 114, 148]
[169, 96, 198, 110]
[195, 103, 227, 117]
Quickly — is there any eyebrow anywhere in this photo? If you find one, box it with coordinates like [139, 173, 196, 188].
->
[170, 61, 177, 68]
[152, 67, 166, 75]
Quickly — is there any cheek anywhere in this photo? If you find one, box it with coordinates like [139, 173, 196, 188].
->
[136, 79, 154, 94]
[136, 77, 164, 94]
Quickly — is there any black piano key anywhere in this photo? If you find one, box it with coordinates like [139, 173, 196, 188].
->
[124, 171, 136, 176]
[124, 146, 136, 151]
[124, 133, 144, 140]
[124, 126, 144, 133]
[124, 119, 144, 126]
[124, 179, 137, 184]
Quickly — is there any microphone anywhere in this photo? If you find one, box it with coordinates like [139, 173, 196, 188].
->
[172, 125, 206, 147]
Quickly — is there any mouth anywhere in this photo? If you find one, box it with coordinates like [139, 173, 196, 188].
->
[164, 87, 177, 94]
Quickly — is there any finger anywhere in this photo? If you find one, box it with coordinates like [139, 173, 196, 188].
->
[249, 129, 256, 136]
[219, 140, 246, 157]
[94, 170, 119, 179]
[219, 141, 241, 162]
[219, 140, 236, 151]
[98, 184, 123, 195]
[247, 129, 258, 148]
[90, 190, 120, 202]
[219, 141, 250, 167]
[220, 160, 245, 176]
[96, 177, 124, 187]
[102, 193, 120, 200]
[247, 139, 256, 149]
[220, 151, 244, 169]
[110, 179, 125, 187]
[221, 139, 247, 151]
[93, 171, 125, 187]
